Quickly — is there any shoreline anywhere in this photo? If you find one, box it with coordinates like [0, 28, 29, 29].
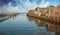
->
[0, 13, 18, 21]
[27, 13, 60, 24]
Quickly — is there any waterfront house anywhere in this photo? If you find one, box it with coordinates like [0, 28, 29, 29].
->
[47, 5, 55, 17]
[27, 4, 60, 18]
[34, 7, 41, 16]
[57, 4, 60, 17]
[35, 7, 47, 16]
[53, 4, 60, 17]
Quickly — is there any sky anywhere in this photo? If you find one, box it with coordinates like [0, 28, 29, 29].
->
[0, 0, 60, 13]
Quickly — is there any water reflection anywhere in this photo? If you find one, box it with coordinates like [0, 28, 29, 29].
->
[0, 14, 60, 35]
[0, 16, 16, 23]
[27, 16, 60, 35]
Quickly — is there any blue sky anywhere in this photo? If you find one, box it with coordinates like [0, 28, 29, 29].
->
[0, 0, 60, 13]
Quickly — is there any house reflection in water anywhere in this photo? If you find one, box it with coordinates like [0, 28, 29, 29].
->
[27, 16, 60, 35]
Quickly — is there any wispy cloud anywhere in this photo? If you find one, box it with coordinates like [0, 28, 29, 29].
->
[18, 0, 50, 12]
[0, 0, 50, 13]
[16, 0, 50, 12]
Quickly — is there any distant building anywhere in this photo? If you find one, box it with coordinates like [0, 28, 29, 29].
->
[28, 10, 34, 14]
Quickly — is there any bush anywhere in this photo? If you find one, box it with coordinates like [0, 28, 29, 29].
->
[41, 14, 45, 16]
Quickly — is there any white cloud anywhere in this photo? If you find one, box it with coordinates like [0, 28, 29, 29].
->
[40, 1, 50, 8]
[4, 2, 24, 13]
[20, 0, 50, 11]
[0, 0, 50, 13]
[40, 0, 45, 5]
